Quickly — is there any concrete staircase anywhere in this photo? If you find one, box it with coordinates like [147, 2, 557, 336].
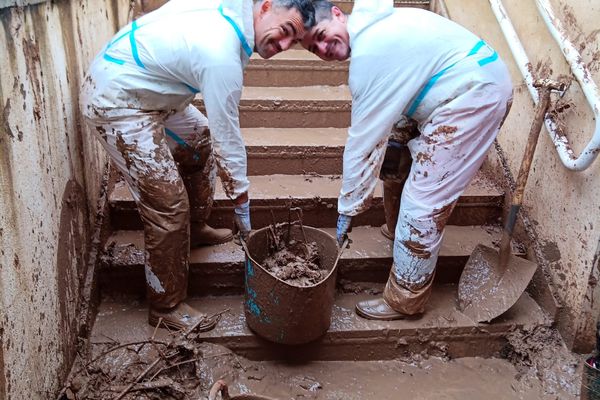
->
[91, 1, 550, 362]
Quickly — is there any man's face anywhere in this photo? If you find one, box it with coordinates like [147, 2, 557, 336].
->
[301, 6, 349, 61]
[254, 0, 307, 59]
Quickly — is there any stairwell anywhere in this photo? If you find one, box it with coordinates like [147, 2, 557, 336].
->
[91, 1, 550, 363]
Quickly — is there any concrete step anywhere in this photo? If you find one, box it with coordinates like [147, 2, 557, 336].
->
[108, 173, 503, 230]
[91, 284, 548, 361]
[99, 225, 525, 298]
[244, 127, 345, 175]
[193, 86, 351, 128]
[246, 51, 348, 87]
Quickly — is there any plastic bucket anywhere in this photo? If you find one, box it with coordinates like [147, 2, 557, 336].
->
[243, 224, 339, 345]
[582, 357, 600, 400]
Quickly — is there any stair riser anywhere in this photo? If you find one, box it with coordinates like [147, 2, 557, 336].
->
[100, 257, 469, 300]
[202, 333, 509, 361]
[110, 201, 501, 231]
[247, 146, 343, 175]
[244, 64, 348, 87]
[194, 100, 351, 128]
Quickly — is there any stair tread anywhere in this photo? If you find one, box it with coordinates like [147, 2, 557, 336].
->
[91, 284, 548, 360]
[243, 127, 347, 147]
[197, 86, 351, 102]
[104, 225, 522, 269]
[110, 172, 502, 204]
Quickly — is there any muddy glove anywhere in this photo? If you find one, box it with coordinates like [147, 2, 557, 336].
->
[233, 200, 251, 241]
[336, 214, 352, 247]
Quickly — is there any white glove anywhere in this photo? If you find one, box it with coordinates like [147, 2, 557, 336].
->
[233, 200, 251, 240]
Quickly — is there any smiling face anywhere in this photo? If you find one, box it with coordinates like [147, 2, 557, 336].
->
[253, 0, 307, 59]
[301, 6, 350, 61]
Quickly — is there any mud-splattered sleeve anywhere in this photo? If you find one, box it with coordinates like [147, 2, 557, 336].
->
[338, 57, 410, 216]
[198, 59, 250, 200]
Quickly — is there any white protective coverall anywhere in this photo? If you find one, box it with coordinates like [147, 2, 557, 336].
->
[81, 0, 254, 309]
[341, 1, 513, 314]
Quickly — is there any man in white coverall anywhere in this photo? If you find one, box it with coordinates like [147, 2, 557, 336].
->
[81, 0, 315, 330]
[302, 0, 513, 319]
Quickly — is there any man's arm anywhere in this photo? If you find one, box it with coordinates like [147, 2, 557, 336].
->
[197, 60, 250, 201]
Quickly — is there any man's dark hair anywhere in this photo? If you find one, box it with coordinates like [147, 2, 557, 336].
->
[254, 0, 316, 29]
[311, 0, 336, 23]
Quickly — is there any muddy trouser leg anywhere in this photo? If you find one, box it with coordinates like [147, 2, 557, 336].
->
[164, 105, 216, 227]
[380, 141, 413, 238]
[84, 108, 190, 310]
[385, 83, 513, 315]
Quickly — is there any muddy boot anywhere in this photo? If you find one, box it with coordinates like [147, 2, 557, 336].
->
[381, 179, 404, 241]
[148, 301, 217, 331]
[191, 223, 233, 247]
[355, 298, 421, 321]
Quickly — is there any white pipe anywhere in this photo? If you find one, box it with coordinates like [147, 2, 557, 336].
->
[489, 0, 600, 171]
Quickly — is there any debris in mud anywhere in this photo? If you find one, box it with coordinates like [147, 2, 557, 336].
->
[502, 326, 580, 398]
[59, 311, 227, 400]
[261, 219, 328, 287]
[262, 240, 327, 286]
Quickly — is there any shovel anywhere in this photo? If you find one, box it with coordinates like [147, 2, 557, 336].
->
[458, 79, 566, 323]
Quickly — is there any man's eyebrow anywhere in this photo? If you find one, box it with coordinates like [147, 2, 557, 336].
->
[285, 22, 297, 36]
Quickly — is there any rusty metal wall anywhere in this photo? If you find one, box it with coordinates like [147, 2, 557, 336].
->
[0, 0, 129, 399]
[446, 0, 600, 351]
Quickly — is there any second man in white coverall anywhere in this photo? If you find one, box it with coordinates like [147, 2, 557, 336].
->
[81, 0, 315, 330]
[302, 0, 513, 319]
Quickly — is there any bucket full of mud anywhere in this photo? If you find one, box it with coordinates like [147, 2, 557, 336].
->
[242, 223, 339, 345]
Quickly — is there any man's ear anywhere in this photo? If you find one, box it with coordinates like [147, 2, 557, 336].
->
[331, 6, 345, 18]
[260, 0, 272, 16]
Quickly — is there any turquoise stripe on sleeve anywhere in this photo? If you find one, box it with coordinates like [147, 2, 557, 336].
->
[218, 4, 253, 57]
[129, 20, 146, 69]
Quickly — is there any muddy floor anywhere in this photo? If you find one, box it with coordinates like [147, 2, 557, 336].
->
[62, 325, 581, 400]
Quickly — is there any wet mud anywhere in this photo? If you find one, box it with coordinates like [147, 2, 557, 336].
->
[261, 224, 328, 287]
[62, 337, 580, 400]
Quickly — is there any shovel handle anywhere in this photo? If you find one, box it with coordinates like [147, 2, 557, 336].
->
[499, 82, 556, 266]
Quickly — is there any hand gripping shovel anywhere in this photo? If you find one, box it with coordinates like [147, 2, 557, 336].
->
[458, 79, 566, 323]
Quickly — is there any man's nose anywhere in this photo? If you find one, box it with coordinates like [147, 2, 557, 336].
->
[316, 41, 328, 56]
[277, 37, 295, 52]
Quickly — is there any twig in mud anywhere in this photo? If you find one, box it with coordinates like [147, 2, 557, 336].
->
[84, 340, 169, 369]
[115, 377, 182, 393]
[149, 358, 200, 381]
[113, 309, 228, 400]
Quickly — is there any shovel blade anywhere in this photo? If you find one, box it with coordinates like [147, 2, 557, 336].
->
[458, 244, 538, 323]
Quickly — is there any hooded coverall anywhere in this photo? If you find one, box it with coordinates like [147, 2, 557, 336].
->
[341, 1, 513, 314]
[81, 0, 253, 309]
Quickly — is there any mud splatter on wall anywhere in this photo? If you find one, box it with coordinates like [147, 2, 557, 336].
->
[446, 0, 600, 351]
[0, 0, 129, 399]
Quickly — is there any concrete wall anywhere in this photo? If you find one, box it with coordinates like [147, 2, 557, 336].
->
[446, 0, 600, 351]
[0, 1, 128, 398]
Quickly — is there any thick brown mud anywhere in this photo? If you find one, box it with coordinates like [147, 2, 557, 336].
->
[62, 337, 580, 400]
[262, 240, 326, 287]
[260, 222, 328, 287]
